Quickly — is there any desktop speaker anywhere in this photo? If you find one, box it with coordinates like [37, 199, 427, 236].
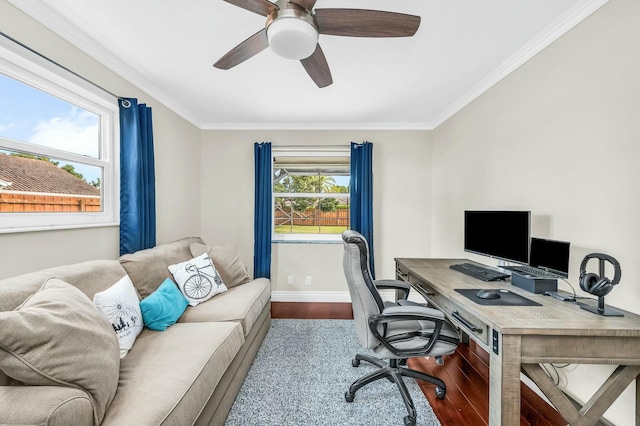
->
[579, 253, 621, 297]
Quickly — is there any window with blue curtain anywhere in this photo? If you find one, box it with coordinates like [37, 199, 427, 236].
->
[350, 141, 375, 278]
[119, 98, 156, 255]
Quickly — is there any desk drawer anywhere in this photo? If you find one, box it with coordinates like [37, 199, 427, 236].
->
[436, 297, 489, 346]
[399, 268, 489, 346]
[395, 265, 409, 282]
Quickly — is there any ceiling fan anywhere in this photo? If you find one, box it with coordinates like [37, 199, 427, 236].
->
[213, 0, 421, 88]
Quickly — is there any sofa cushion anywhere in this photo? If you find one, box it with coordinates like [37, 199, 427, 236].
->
[93, 274, 144, 358]
[189, 243, 252, 288]
[0, 386, 94, 426]
[168, 253, 228, 306]
[119, 237, 205, 298]
[139, 278, 188, 331]
[0, 260, 127, 312]
[178, 278, 271, 336]
[101, 322, 244, 425]
[0, 278, 120, 425]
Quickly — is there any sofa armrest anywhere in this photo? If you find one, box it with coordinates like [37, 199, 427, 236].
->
[0, 386, 93, 426]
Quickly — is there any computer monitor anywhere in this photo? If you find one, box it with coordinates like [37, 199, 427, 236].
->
[529, 237, 570, 278]
[464, 210, 530, 264]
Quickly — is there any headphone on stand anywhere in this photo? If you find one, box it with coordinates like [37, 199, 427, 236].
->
[579, 253, 621, 297]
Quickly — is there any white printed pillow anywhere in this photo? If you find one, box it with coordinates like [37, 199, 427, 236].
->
[168, 253, 228, 306]
[93, 275, 143, 358]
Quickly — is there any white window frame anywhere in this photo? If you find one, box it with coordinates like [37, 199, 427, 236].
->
[0, 36, 119, 233]
[272, 146, 350, 243]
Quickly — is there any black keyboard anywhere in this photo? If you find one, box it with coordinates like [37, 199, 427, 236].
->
[449, 263, 509, 282]
[502, 265, 560, 278]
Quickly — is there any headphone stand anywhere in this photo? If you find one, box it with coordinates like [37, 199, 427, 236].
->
[580, 295, 624, 317]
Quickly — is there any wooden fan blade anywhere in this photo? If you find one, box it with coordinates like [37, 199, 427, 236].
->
[214, 29, 269, 69]
[223, 0, 278, 16]
[315, 9, 421, 37]
[289, 0, 316, 11]
[300, 44, 332, 88]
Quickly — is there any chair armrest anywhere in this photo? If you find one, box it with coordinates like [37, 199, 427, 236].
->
[382, 304, 445, 320]
[397, 299, 428, 307]
[368, 305, 448, 357]
[374, 279, 411, 300]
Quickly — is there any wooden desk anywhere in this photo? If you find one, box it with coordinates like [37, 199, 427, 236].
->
[395, 258, 640, 426]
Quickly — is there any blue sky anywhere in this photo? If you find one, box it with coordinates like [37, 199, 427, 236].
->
[0, 72, 101, 182]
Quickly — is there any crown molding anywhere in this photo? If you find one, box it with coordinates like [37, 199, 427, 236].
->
[200, 122, 434, 131]
[6, 0, 203, 128]
[429, 0, 610, 129]
[9, 0, 608, 132]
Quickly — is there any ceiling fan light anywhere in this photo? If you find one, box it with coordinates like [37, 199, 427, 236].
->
[267, 17, 318, 60]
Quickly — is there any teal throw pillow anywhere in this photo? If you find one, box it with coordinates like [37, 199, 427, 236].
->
[140, 278, 188, 331]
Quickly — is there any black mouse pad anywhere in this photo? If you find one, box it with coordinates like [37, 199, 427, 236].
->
[455, 289, 541, 306]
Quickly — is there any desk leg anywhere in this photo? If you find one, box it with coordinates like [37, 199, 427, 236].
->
[635, 370, 639, 426]
[489, 334, 521, 425]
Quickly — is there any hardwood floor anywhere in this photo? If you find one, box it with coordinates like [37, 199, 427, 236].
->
[271, 301, 567, 426]
[271, 301, 353, 319]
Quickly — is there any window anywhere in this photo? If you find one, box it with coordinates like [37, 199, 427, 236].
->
[272, 147, 350, 242]
[0, 35, 119, 232]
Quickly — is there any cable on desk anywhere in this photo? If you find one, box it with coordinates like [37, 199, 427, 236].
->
[560, 279, 578, 299]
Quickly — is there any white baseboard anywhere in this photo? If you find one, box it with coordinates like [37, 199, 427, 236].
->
[271, 289, 429, 303]
[271, 291, 351, 303]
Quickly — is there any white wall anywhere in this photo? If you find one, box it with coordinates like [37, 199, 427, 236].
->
[431, 0, 640, 424]
[0, 0, 201, 278]
[200, 130, 432, 298]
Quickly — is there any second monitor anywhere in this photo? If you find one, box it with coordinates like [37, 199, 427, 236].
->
[529, 237, 571, 278]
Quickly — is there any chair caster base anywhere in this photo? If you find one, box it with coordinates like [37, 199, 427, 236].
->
[351, 359, 360, 367]
[404, 415, 416, 426]
[435, 386, 446, 400]
[345, 391, 354, 403]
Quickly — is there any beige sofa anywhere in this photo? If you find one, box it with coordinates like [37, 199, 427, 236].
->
[0, 237, 271, 425]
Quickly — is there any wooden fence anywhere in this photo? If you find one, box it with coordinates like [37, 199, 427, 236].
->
[275, 208, 350, 227]
[0, 192, 101, 213]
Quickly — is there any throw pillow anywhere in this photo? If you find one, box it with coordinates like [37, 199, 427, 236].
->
[189, 243, 251, 288]
[93, 275, 144, 358]
[139, 278, 189, 330]
[168, 253, 228, 306]
[0, 278, 120, 425]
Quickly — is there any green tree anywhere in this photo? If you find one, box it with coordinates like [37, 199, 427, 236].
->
[274, 174, 337, 213]
[319, 198, 340, 212]
[60, 164, 84, 181]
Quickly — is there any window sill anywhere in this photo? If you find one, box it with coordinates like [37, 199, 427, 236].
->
[0, 221, 119, 234]
[273, 240, 342, 244]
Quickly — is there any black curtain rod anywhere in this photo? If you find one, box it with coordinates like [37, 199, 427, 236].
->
[0, 30, 122, 100]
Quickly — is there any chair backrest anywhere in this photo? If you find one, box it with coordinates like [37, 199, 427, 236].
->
[342, 230, 386, 349]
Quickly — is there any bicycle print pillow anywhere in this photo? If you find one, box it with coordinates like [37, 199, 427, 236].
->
[168, 253, 228, 306]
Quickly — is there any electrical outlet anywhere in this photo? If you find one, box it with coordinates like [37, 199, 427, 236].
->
[305, 276, 312, 286]
[287, 276, 294, 285]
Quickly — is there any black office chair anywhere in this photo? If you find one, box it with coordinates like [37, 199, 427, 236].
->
[342, 230, 460, 426]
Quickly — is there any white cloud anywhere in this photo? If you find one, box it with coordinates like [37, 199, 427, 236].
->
[0, 123, 16, 133]
[30, 107, 100, 158]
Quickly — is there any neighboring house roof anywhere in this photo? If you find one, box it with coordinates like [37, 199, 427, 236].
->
[0, 154, 99, 196]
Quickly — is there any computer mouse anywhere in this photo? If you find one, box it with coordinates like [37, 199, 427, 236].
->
[477, 289, 500, 300]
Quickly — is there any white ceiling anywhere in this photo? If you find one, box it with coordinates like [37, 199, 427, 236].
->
[9, 0, 607, 129]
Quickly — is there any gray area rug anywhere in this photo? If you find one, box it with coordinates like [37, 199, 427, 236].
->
[225, 319, 441, 426]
